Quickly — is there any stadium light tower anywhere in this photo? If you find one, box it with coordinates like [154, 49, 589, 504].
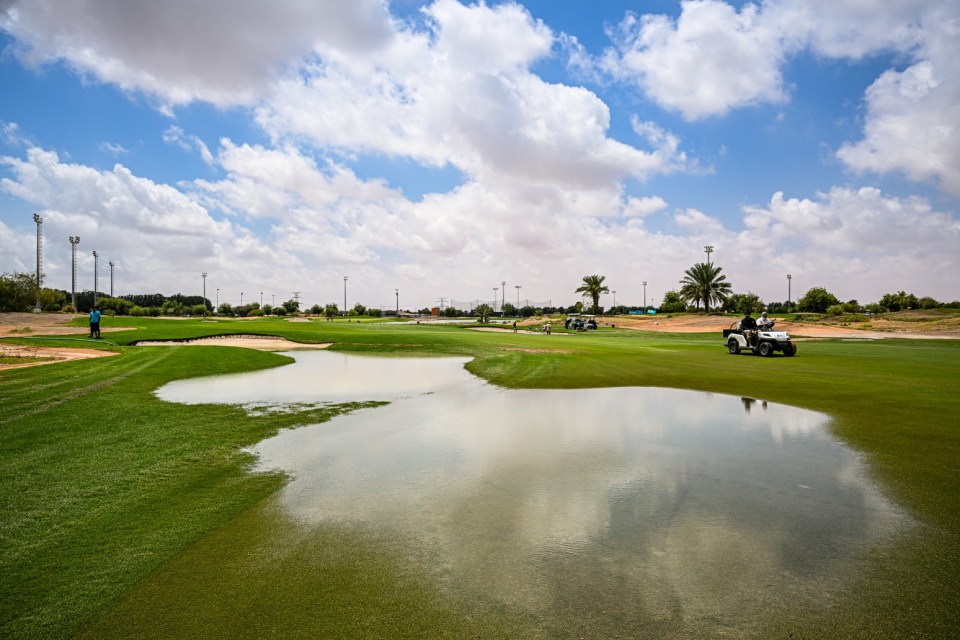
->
[515, 284, 521, 310]
[501, 280, 506, 312]
[343, 276, 348, 316]
[787, 274, 792, 310]
[643, 281, 648, 313]
[69, 236, 80, 308]
[704, 245, 714, 265]
[109, 261, 115, 297]
[202, 273, 208, 314]
[33, 213, 43, 312]
[613, 290, 617, 309]
[395, 288, 399, 315]
[493, 287, 498, 312]
[92, 251, 99, 307]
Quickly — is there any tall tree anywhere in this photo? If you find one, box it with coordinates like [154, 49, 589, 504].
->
[679, 262, 732, 313]
[575, 275, 610, 315]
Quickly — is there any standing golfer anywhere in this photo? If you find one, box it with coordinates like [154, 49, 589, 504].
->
[89, 306, 101, 338]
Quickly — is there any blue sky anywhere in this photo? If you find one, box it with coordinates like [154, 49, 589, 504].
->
[1, 0, 957, 311]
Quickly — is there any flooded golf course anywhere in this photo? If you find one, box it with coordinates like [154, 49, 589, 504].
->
[91, 351, 909, 638]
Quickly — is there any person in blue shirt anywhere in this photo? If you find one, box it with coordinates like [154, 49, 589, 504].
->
[89, 307, 101, 338]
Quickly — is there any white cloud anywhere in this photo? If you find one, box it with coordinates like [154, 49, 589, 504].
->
[601, 1, 788, 120]
[736, 187, 959, 300]
[836, 8, 960, 196]
[0, 0, 395, 108]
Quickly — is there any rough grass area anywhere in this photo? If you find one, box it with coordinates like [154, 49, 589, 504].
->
[1, 317, 958, 638]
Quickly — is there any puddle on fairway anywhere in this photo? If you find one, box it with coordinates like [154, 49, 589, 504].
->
[155, 351, 909, 635]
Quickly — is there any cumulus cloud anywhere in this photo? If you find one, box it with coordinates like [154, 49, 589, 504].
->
[735, 187, 959, 299]
[601, 1, 788, 120]
[597, 0, 959, 196]
[256, 0, 689, 194]
[0, 0, 394, 108]
[837, 8, 960, 196]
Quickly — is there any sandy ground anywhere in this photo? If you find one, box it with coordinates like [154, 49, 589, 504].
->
[2, 310, 957, 370]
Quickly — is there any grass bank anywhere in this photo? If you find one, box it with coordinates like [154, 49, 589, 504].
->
[2, 317, 958, 637]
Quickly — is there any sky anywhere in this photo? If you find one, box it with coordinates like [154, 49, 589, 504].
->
[1, 0, 958, 312]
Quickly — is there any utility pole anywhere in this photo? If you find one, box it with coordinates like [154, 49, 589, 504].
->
[704, 245, 714, 265]
[109, 261, 115, 297]
[436, 297, 446, 313]
[92, 251, 99, 307]
[33, 213, 43, 312]
[69, 236, 80, 309]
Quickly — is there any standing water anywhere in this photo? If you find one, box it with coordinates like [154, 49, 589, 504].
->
[149, 350, 908, 637]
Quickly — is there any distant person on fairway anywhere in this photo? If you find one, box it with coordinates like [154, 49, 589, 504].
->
[89, 306, 101, 339]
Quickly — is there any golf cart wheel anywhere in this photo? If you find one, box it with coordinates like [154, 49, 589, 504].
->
[758, 341, 773, 357]
[728, 339, 741, 354]
[785, 343, 797, 357]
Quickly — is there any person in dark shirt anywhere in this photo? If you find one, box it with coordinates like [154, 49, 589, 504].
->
[740, 310, 757, 347]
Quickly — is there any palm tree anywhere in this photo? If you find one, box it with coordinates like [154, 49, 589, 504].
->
[575, 275, 610, 315]
[679, 262, 732, 313]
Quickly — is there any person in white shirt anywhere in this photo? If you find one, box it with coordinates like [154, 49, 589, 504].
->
[757, 311, 774, 330]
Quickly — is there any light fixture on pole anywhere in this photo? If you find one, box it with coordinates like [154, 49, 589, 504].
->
[515, 284, 521, 311]
[395, 288, 399, 315]
[704, 245, 714, 265]
[343, 276, 348, 316]
[202, 273, 208, 314]
[241, 291, 244, 306]
[216, 288, 220, 310]
[69, 236, 80, 309]
[643, 281, 647, 313]
[92, 251, 99, 307]
[501, 281, 506, 312]
[612, 290, 617, 310]
[787, 274, 792, 310]
[33, 213, 43, 312]
[109, 261, 115, 297]
[260, 291, 263, 308]
[493, 287, 498, 313]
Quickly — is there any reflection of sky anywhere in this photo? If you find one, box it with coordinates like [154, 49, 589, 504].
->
[160, 352, 908, 631]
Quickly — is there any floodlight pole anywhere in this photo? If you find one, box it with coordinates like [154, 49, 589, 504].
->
[33, 213, 43, 311]
[493, 288, 498, 312]
[501, 281, 506, 312]
[92, 251, 99, 307]
[109, 261, 115, 297]
[395, 288, 399, 315]
[202, 273, 208, 314]
[787, 274, 792, 310]
[613, 290, 617, 310]
[515, 284, 521, 310]
[643, 281, 647, 313]
[704, 245, 714, 265]
[69, 236, 80, 309]
[343, 276, 348, 316]
[216, 288, 220, 310]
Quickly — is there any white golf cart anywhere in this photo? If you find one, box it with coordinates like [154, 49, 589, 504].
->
[723, 320, 797, 357]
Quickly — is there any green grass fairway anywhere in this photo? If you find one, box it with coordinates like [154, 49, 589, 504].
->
[2, 317, 958, 638]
